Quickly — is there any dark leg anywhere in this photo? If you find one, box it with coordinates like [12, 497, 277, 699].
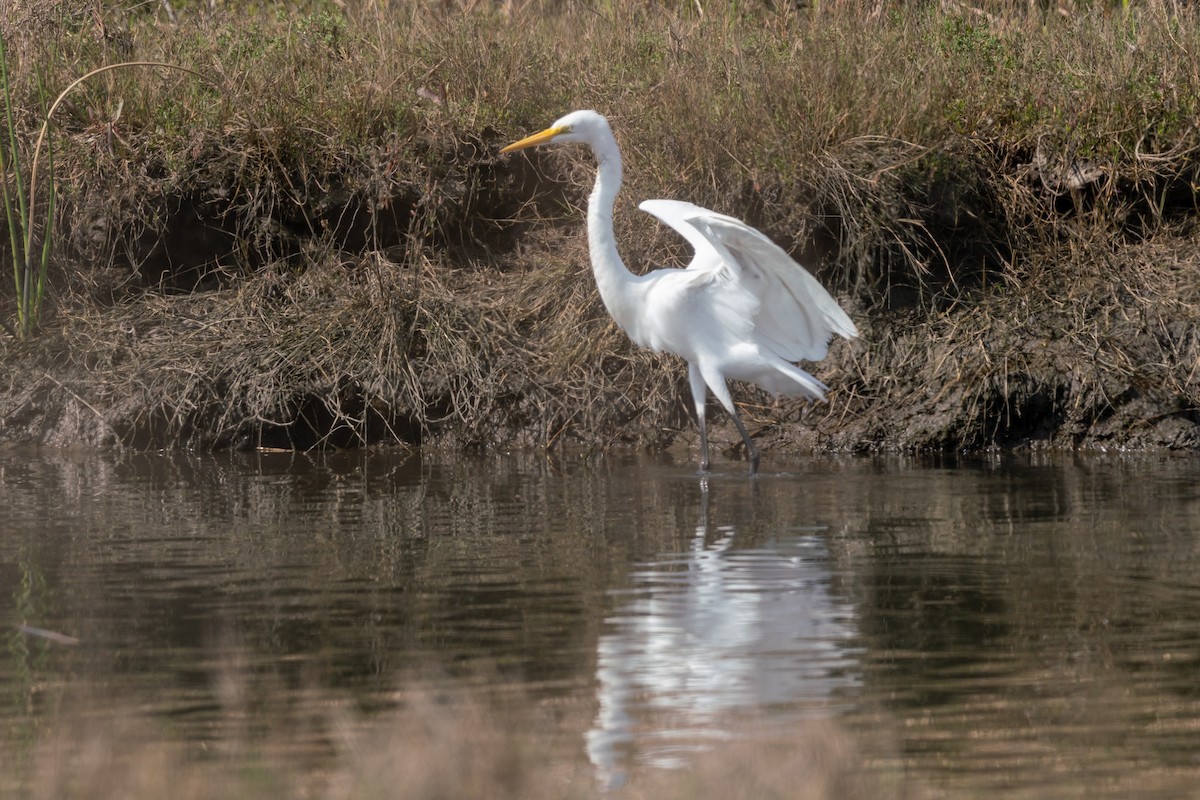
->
[688, 363, 710, 472]
[729, 407, 760, 476]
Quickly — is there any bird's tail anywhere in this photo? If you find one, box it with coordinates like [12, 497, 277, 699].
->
[755, 360, 829, 402]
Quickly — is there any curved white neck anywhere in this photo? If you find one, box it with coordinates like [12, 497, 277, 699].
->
[586, 137, 641, 331]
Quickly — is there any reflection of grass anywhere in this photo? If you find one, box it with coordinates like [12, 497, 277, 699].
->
[4, 682, 889, 800]
[4, 553, 53, 779]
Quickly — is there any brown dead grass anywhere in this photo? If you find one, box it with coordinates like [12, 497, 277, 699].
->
[0, 1, 1197, 453]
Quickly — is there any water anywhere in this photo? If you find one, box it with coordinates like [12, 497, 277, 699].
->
[3, 446, 1200, 797]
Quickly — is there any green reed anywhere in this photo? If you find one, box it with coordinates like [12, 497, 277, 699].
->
[1, 29, 212, 339]
[0, 31, 55, 339]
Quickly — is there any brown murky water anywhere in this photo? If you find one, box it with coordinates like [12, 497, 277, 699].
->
[3, 447, 1200, 797]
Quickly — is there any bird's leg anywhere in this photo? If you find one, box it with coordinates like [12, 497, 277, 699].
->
[729, 407, 760, 476]
[688, 363, 710, 473]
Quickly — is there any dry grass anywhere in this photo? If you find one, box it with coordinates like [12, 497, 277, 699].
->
[0, 0, 1197, 452]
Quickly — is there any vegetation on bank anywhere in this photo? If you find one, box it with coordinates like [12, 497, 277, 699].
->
[0, 0, 1197, 452]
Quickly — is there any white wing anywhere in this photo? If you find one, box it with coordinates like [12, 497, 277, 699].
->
[639, 199, 858, 363]
[639, 199, 731, 268]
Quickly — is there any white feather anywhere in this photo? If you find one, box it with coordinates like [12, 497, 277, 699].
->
[503, 110, 858, 473]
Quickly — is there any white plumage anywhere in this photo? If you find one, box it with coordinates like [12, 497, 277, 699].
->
[502, 110, 857, 474]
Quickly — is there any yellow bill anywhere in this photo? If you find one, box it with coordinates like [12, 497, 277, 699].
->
[500, 125, 567, 154]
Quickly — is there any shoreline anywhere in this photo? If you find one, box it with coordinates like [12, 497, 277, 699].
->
[2, 2, 1197, 454]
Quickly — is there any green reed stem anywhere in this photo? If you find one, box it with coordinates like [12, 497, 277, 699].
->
[1, 50, 212, 338]
[1, 30, 29, 338]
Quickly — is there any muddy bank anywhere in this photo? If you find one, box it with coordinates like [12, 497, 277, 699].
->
[1, 5, 1198, 457]
[2, 132, 1197, 457]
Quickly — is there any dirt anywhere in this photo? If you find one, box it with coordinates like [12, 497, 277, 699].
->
[2, 130, 1198, 458]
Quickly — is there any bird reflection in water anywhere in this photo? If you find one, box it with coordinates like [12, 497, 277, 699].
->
[586, 479, 860, 790]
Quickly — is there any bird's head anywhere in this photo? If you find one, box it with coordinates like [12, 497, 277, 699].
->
[500, 109, 611, 154]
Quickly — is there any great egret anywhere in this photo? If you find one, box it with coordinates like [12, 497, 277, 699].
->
[501, 110, 857, 474]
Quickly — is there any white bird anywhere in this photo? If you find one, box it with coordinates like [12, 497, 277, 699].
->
[501, 110, 857, 474]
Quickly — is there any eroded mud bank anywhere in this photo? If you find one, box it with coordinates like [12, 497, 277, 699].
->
[2, 128, 1197, 456]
